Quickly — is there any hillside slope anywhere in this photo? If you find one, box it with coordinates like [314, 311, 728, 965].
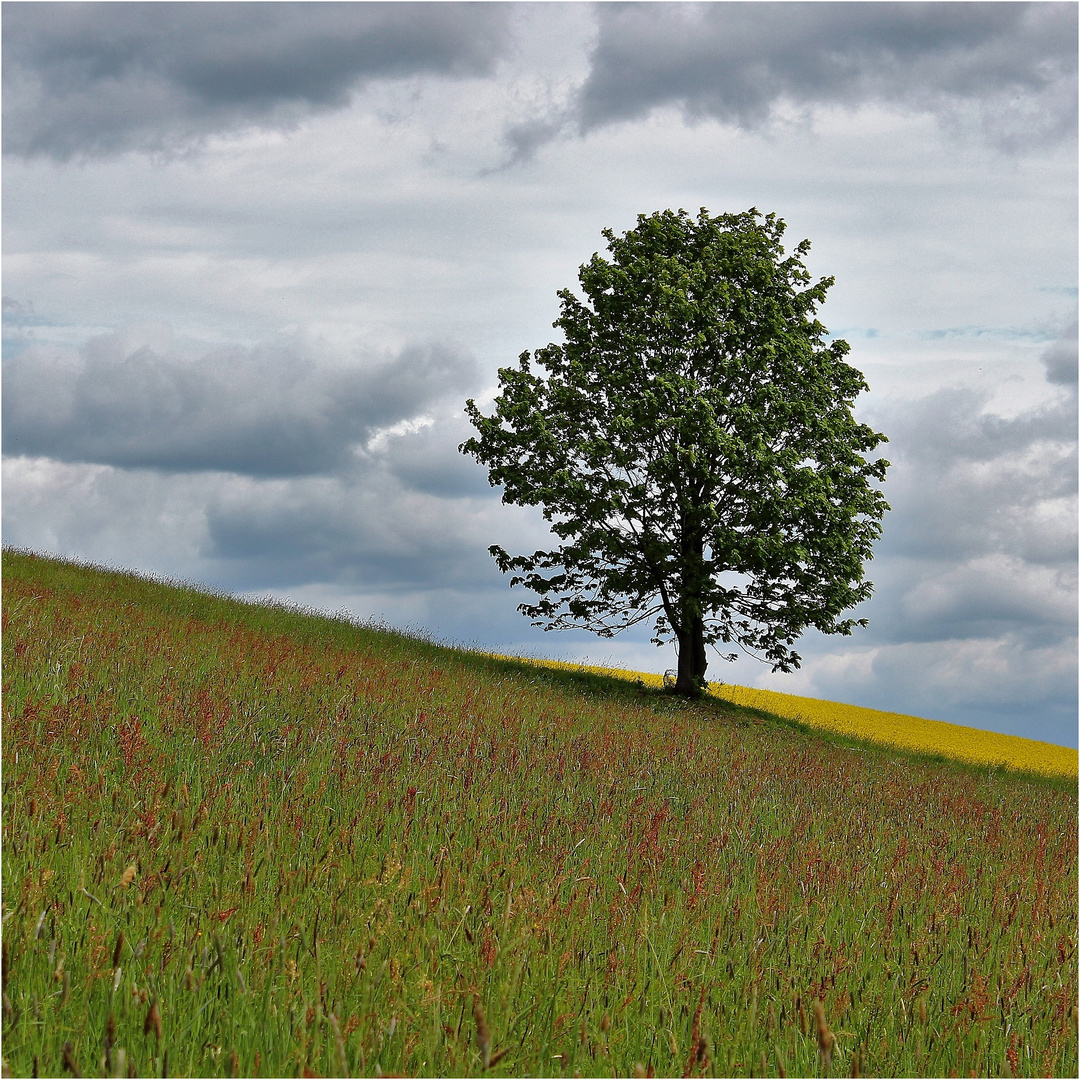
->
[508, 659, 1078, 779]
[3, 550, 1077, 1078]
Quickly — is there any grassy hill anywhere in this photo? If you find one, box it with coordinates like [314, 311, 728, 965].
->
[499, 659, 1078, 781]
[3, 549, 1077, 1078]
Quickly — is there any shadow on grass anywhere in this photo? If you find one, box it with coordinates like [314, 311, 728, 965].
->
[458, 651, 1076, 793]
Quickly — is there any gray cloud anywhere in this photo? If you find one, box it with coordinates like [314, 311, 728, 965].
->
[878, 382, 1077, 572]
[575, 2, 1077, 150]
[1042, 317, 1079, 384]
[203, 473, 494, 592]
[385, 414, 492, 498]
[2, 326, 480, 477]
[842, 329, 1078, 678]
[0, 449, 511, 600]
[3, 2, 514, 160]
[200, 412, 527, 591]
[874, 554, 1075, 647]
[2, 296, 33, 316]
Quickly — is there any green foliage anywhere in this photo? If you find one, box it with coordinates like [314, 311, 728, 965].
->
[3, 551, 1077, 1078]
[462, 208, 889, 691]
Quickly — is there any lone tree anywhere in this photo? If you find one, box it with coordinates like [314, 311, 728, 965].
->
[461, 208, 889, 695]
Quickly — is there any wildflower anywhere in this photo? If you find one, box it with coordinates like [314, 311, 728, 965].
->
[144, 999, 162, 1040]
[104, 1013, 117, 1073]
[61, 1041, 81, 1076]
[814, 1000, 835, 1067]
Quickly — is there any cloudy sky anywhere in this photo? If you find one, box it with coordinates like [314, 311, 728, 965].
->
[4, 2, 1076, 747]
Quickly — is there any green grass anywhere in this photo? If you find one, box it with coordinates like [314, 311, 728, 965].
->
[3, 548, 1077, 1078]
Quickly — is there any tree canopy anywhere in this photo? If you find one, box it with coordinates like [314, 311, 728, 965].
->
[461, 208, 889, 694]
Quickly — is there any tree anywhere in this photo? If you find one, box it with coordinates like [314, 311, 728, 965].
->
[461, 208, 889, 695]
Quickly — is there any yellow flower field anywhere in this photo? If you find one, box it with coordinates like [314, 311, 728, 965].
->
[501, 656, 1078, 780]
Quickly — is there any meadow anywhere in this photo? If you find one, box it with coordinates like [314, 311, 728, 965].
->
[508, 662, 1078, 781]
[3, 549, 1077, 1078]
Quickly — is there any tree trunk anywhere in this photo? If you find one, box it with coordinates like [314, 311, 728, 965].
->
[673, 513, 709, 695]
[674, 616, 708, 695]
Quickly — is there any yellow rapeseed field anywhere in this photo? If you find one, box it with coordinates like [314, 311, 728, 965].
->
[499, 656, 1078, 780]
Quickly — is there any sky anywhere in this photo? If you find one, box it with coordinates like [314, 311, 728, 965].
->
[3, 1, 1077, 748]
